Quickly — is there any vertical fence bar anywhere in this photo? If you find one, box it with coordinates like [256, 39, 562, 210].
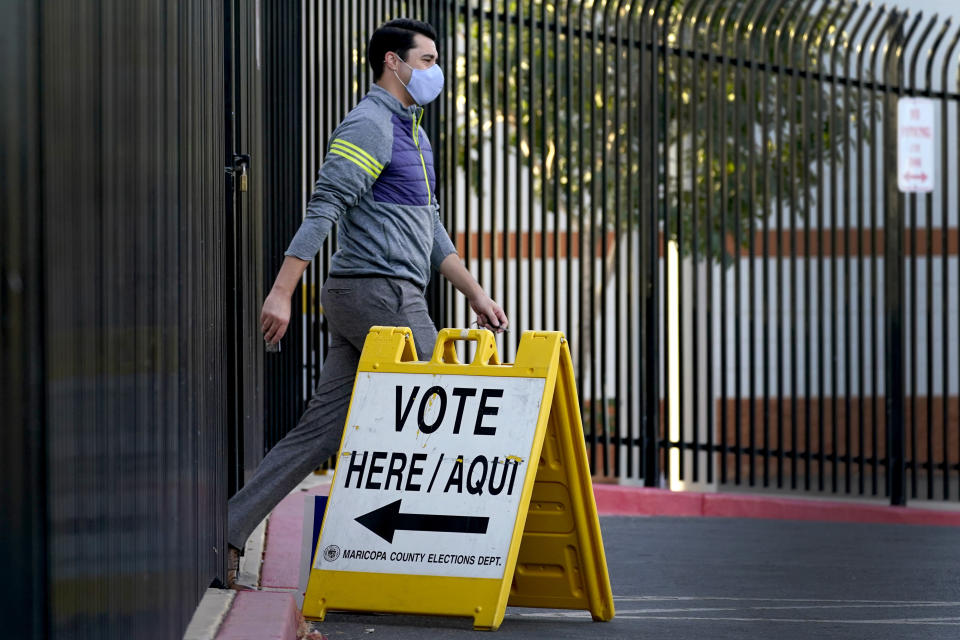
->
[676, 0, 690, 481]
[830, 2, 852, 493]
[553, 2, 562, 347]
[906, 16, 930, 500]
[732, 0, 751, 487]
[815, 3, 839, 492]
[825, 4, 843, 494]
[688, 0, 711, 484]
[626, 0, 637, 480]
[869, 9, 891, 496]
[758, 0, 781, 489]
[464, 0, 473, 333]
[716, 2, 733, 486]
[663, 4, 686, 481]
[564, 0, 574, 422]
[502, 0, 513, 362]
[803, 2, 828, 491]
[477, 0, 485, 346]
[658, 0, 671, 483]
[589, 0, 600, 472]
[453, 0, 460, 334]
[743, 0, 764, 488]
[826, 2, 842, 493]
[490, 0, 499, 354]
[552, 2, 560, 343]
[348, 0, 355, 108]
[631, 0, 640, 478]
[577, 0, 588, 468]
[885, 10, 909, 506]
[832, 4, 856, 494]
[921, 18, 950, 499]
[857, 7, 888, 496]
[643, 0, 661, 486]
[305, 0, 315, 396]
[517, 0, 526, 363]
[740, 0, 754, 487]
[854, 5, 870, 495]
[597, 0, 614, 478]
[703, 0, 726, 485]
[527, 0, 535, 356]
[772, 0, 794, 489]
[540, 0, 549, 341]
[905, 12, 926, 501]
[439, 0, 451, 327]
[844, 5, 867, 494]
[613, 0, 627, 479]
[787, 0, 808, 491]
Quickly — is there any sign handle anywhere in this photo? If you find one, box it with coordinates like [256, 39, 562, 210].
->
[429, 328, 502, 367]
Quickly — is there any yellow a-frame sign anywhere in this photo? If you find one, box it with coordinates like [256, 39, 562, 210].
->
[302, 327, 614, 631]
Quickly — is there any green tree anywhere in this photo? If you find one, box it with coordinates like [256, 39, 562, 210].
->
[450, 0, 871, 265]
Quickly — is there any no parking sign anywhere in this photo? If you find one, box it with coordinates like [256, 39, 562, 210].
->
[302, 327, 614, 630]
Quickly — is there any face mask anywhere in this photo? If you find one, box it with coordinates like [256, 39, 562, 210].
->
[393, 55, 444, 106]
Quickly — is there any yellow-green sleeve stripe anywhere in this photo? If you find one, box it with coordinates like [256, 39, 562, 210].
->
[328, 148, 378, 178]
[331, 138, 383, 171]
[328, 142, 381, 176]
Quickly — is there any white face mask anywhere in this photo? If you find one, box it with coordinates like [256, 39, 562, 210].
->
[393, 55, 444, 106]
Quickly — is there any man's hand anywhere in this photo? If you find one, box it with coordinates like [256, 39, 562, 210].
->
[261, 289, 292, 345]
[469, 292, 509, 334]
[260, 255, 310, 345]
[438, 254, 509, 334]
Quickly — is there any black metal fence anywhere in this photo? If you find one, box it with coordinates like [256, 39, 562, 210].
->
[291, 0, 960, 505]
[262, 2, 308, 458]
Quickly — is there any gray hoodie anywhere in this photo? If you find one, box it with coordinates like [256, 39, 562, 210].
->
[285, 84, 457, 290]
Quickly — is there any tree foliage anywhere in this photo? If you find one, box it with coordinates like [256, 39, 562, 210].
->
[450, 0, 874, 264]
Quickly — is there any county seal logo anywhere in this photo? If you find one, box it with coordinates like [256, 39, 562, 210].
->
[323, 544, 341, 562]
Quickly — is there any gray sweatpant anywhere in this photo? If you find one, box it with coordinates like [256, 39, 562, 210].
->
[227, 275, 438, 550]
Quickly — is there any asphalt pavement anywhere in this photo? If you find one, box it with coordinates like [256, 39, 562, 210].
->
[308, 516, 960, 639]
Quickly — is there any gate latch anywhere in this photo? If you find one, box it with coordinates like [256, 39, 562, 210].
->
[231, 153, 251, 192]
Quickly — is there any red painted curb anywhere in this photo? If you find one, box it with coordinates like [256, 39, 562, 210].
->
[216, 591, 299, 640]
[261, 484, 330, 590]
[589, 484, 704, 516]
[593, 484, 960, 527]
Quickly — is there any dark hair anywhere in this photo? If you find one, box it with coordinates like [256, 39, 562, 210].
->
[367, 18, 438, 80]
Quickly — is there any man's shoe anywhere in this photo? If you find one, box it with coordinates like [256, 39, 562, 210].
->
[227, 545, 254, 591]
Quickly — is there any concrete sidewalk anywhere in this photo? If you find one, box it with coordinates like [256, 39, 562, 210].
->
[185, 476, 960, 640]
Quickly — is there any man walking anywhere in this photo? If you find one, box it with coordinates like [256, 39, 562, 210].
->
[225, 18, 508, 588]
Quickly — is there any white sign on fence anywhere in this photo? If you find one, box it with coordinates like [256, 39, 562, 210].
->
[898, 97, 936, 193]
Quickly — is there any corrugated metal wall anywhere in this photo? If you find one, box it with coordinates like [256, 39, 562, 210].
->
[1, 3, 48, 637]
[42, 0, 229, 635]
[1, 0, 237, 636]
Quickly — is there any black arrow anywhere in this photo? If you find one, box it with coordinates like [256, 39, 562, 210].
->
[355, 499, 489, 543]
